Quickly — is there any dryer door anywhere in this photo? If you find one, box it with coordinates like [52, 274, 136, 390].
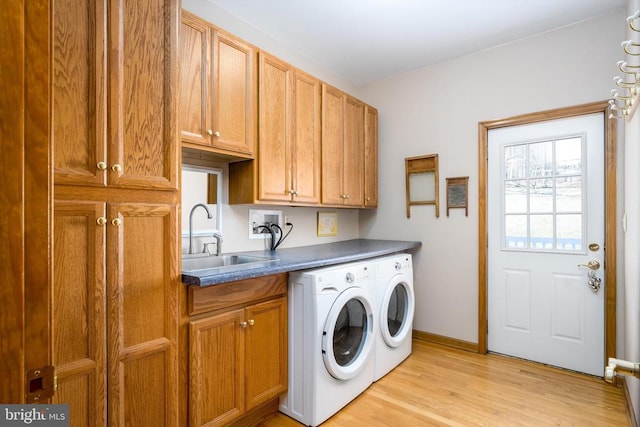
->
[380, 274, 415, 348]
[322, 287, 374, 380]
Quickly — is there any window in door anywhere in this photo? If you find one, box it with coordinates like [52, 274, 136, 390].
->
[502, 136, 584, 252]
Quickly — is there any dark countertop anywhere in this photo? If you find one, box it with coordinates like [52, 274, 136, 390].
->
[182, 238, 422, 286]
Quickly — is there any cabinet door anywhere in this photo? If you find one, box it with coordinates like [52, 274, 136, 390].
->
[321, 84, 345, 205]
[343, 96, 364, 206]
[189, 309, 245, 427]
[108, 0, 178, 190]
[107, 202, 180, 426]
[245, 297, 288, 410]
[258, 52, 292, 203]
[212, 30, 256, 155]
[179, 13, 212, 146]
[291, 70, 321, 205]
[52, 0, 106, 186]
[364, 105, 378, 207]
[53, 201, 106, 427]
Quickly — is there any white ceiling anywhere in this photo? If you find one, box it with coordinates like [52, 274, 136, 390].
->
[206, 0, 627, 87]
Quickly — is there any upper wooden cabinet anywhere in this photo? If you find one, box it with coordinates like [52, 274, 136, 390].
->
[179, 12, 256, 158]
[256, 53, 292, 203]
[291, 69, 322, 204]
[322, 84, 365, 207]
[256, 52, 321, 204]
[53, 0, 178, 191]
[179, 13, 378, 209]
[364, 106, 379, 207]
[51, 0, 106, 187]
[229, 52, 321, 206]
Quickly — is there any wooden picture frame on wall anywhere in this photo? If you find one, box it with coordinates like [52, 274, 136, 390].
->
[405, 154, 439, 218]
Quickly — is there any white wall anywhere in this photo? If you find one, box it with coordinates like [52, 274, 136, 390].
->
[359, 11, 626, 343]
[625, 108, 640, 425]
[624, 0, 640, 422]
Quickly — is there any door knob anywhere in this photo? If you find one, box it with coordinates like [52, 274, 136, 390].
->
[578, 260, 600, 270]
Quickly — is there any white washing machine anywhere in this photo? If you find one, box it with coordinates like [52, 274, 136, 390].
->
[280, 261, 375, 426]
[372, 253, 415, 381]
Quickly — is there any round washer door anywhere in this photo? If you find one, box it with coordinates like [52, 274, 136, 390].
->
[322, 287, 374, 380]
[380, 274, 415, 348]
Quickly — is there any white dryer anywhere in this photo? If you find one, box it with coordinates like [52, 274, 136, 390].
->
[372, 253, 415, 381]
[280, 261, 375, 426]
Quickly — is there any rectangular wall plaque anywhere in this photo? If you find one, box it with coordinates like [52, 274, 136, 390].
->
[446, 176, 469, 216]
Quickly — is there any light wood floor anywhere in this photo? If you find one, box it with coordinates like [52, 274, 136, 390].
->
[259, 339, 628, 426]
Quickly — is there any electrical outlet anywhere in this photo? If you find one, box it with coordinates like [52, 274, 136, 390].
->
[249, 209, 283, 239]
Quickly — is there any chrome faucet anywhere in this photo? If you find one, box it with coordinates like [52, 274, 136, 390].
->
[188, 203, 213, 254]
[212, 231, 223, 256]
[201, 232, 223, 256]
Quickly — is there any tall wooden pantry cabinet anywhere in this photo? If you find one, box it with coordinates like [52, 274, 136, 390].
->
[51, 0, 181, 425]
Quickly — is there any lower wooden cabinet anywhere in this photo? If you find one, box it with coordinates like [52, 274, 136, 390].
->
[188, 274, 288, 426]
[52, 198, 181, 426]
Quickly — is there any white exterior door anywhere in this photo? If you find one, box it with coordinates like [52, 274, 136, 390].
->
[487, 113, 605, 376]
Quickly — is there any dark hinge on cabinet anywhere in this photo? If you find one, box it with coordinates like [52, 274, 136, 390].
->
[25, 366, 56, 403]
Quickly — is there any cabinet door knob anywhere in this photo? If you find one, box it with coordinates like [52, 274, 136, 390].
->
[248, 319, 255, 326]
[213, 130, 220, 137]
[96, 161, 107, 171]
[111, 218, 122, 226]
[207, 129, 213, 135]
[96, 217, 107, 226]
[111, 164, 122, 172]
[240, 321, 248, 328]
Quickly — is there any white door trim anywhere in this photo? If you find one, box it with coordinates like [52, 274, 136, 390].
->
[477, 101, 617, 363]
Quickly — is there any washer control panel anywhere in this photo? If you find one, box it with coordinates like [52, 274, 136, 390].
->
[343, 264, 371, 284]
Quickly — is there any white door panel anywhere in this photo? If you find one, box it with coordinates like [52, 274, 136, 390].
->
[488, 113, 604, 376]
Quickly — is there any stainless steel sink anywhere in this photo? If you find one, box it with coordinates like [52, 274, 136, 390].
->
[182, 254, 277, 275]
